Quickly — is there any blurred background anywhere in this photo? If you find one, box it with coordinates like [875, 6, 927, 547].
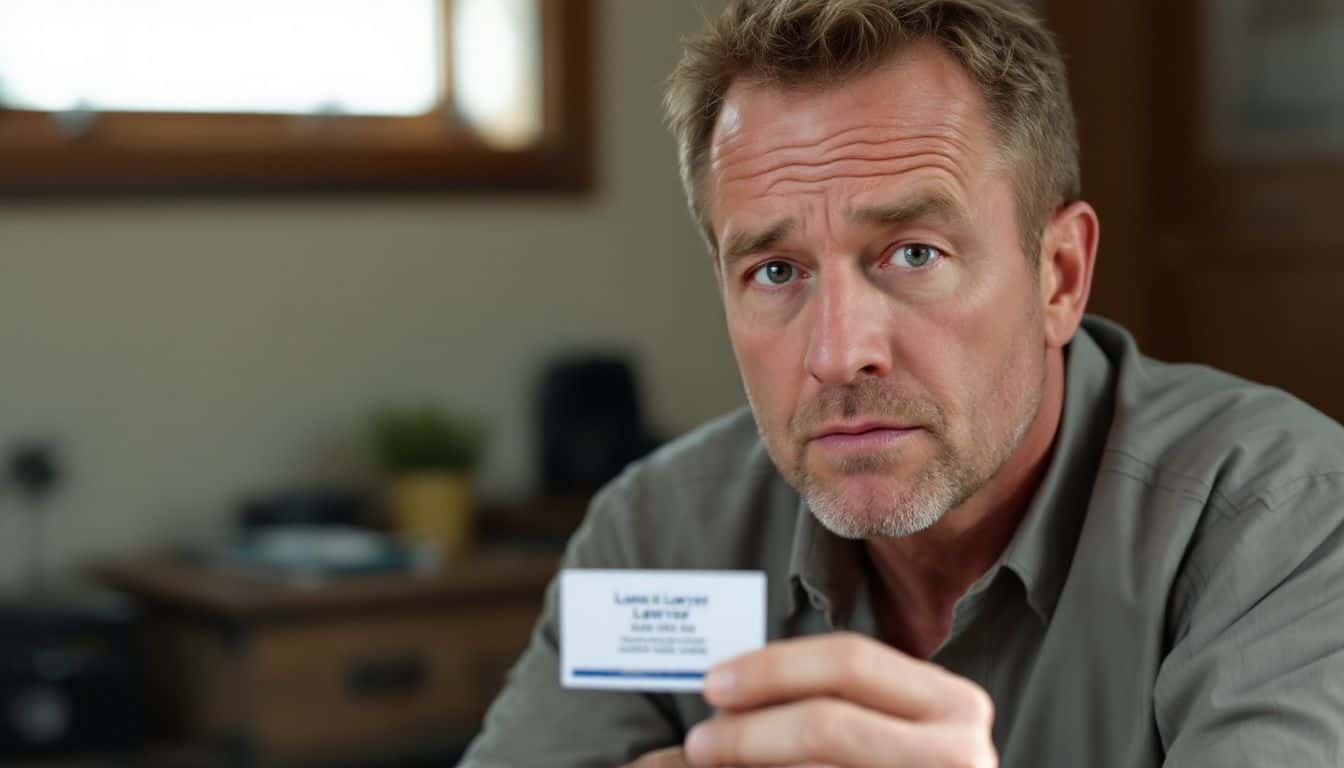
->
[0, 0, 1341, 765]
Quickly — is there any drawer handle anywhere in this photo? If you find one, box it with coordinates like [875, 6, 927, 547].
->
[345, 654, 428, 698]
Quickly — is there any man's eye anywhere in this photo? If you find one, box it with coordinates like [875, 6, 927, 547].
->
[889, 244, 943, 269]
[751, 260, 798, 286]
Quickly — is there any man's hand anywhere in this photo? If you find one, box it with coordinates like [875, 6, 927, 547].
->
[679, 633, 997, 768]
[623, 747, 692, 768]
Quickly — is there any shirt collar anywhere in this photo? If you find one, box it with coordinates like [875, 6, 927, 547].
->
[783, 317, 1118, 626]
[999, 319, 1116, 622]
[785, 496, 865, 628]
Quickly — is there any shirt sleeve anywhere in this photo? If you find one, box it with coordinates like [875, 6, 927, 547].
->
[1154, 473, 1344, 765]
[457, 473, 684, 768]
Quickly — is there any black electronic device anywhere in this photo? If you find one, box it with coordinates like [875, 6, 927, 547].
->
[0, 603, 145, 758]
[538, 356, 660, 494]
[239, 489, 367, 531]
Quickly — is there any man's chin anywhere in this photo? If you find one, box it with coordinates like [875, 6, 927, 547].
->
[799, 478, 947, 540]
[808, 498, 946, 540]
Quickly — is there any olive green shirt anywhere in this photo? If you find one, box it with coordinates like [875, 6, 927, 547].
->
[461, 316, 1344, 767]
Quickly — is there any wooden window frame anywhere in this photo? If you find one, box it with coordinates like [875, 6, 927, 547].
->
[0, 0, 594, 194]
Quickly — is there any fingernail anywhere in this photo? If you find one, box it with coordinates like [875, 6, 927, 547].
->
[685, 723, 714, 756]
[704, 667, 734, 696]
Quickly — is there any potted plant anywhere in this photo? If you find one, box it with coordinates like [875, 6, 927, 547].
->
[372, 406, 486, 561]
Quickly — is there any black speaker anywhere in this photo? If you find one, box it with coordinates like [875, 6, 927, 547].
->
[539, 356, 660, 494]
[0, 603, 145, 758]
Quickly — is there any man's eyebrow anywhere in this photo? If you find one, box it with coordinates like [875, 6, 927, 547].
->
[716, 194, 962, 267]
[720, 219, 796, 268]
[850, 193, 968, 228]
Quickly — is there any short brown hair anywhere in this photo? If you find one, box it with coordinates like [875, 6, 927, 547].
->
[664, 0, 1080, 262]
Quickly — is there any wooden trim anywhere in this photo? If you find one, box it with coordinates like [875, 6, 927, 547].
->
[0, 0, 594, 195]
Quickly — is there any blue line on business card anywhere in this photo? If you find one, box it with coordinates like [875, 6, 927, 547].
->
[573, 668, 705, 680]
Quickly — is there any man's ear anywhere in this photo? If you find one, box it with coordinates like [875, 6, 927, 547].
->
[1037, 200, 1099, 348]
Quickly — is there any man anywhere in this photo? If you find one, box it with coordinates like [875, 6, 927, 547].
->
[461, 0, 1344, 765]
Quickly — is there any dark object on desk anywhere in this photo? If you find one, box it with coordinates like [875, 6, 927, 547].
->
[194, 525, 435, 581]
[239, 489, 367, 531]
[539, 356, 661, 495]
[0, 603, 145, 758]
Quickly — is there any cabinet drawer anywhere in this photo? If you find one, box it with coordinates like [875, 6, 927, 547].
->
[248, 608, 538, 762]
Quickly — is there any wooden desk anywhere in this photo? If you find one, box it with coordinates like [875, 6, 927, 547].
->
[92, 550, 558, 767]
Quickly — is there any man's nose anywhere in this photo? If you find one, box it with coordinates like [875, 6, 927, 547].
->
[803, 265, 892, 386]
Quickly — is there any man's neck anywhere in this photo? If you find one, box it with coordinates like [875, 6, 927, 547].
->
[864, 348, 1066, 657]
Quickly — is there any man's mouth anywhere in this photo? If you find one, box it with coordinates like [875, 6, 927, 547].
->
[807, 422, 921, 453]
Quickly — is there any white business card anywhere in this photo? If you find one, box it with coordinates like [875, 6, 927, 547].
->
[560, 569, 766, 692]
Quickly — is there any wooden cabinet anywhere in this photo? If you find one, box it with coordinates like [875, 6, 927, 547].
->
[92, 551, 557, 767]
[1049, 0, 1344, 423]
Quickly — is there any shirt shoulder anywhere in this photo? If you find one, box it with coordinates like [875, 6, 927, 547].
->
[566, 407, 800, 572]
[1086, 318, 1344, 514]
[1080, 320, 1344, 650]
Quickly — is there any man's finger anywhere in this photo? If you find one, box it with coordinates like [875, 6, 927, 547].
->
[703, 633, 989, 723]
[622, 746, 693, 768]
[684, 698, 916, 768]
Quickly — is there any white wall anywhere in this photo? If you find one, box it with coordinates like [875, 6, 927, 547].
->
[0, 1, 742, 593]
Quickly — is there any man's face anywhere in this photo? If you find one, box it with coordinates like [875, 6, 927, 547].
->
[706, 43, 1049, 539]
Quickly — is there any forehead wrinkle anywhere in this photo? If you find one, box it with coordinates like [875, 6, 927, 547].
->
[811, 113, 978, 164]
[715, 128, 980, 208]
[765, 173, 958, 207]
[712, 119, 923, 169]
[760, 150, 971, 197]
[718, 134, 964, 185]
[713, 119, 976, 187]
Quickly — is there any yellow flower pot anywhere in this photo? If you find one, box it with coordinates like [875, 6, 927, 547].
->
[388, 471, 474, 561]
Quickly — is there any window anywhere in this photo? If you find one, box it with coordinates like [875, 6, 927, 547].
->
[0, 0, 593, 192]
